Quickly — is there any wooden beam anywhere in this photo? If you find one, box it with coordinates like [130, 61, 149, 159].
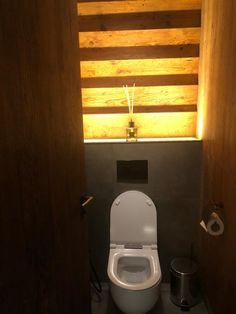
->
[77, 0, 202, 16]
[81, 74, 198, 88]
[79, 28, 201, 48]
[81, 85, 198, 107]
[80, 58, 199, 77]
[78, 10, 201, 32]
[83, 104, 197, 114]
[79, 45, 199, 61]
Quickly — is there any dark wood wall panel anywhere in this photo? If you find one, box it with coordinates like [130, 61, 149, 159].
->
[199, 0, 236, 313]
[0, 1, 90, 313]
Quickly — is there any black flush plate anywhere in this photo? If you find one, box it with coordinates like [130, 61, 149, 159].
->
[116, 160, 148, 183]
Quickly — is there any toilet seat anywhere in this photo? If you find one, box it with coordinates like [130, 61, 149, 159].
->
[108, 248, 162, 290]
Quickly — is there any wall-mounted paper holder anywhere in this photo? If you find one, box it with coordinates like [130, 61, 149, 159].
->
[200, 201, 224, 236]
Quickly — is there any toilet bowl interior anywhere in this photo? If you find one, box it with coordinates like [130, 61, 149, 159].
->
[117, 256, 151, 284]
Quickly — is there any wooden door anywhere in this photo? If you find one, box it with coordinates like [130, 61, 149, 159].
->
[199, 1, 236, 313]
[0, 1, 90, 313]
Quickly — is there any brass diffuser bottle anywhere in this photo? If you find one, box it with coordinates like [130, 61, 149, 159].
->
[123, 83, 138, 142]
[126, 120, 137, 142]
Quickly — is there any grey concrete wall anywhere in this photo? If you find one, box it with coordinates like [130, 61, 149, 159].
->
[85, 141, 202, 282]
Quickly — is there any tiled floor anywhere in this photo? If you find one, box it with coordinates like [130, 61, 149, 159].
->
[91, 284, 208, 314]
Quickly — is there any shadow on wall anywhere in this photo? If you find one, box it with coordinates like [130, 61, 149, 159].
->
[85, 142, 202, 282]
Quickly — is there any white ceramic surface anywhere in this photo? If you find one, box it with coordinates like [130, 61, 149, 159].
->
[110, 191, 157, 245]
[108, 248, 161, 290]
[108, 191, 162, 314]
[110, 281, 160, 314]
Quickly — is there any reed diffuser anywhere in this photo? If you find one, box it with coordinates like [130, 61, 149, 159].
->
[123, 83, 138, 142]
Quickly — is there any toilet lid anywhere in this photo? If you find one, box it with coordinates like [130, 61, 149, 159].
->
[110, 191, 157, 245]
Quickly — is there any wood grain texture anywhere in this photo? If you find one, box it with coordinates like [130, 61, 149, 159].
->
[80, 58, 199, 77]
[79, 28, 201, 48]
[83, 112, 197, 139]
[78, 0, 201, 16]
[78, 0, 201, 139]
[78, 10, 201, 31]
[0, 1, 90, 313]
[81, 85, 198, 107]
[81, 74, 198, 88]
[79, 45, 200, 61]
[83, 104, 197, 114]
[199, 1, 236, 313]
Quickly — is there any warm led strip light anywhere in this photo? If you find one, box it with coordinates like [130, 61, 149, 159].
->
[84, 137, 200, 144]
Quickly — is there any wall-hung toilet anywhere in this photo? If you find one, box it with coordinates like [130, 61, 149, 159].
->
[107, 190, 162, 314]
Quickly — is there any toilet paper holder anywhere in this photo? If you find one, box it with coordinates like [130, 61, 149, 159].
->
[200, 201, 225, 236]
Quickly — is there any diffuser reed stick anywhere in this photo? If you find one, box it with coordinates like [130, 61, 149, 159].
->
[123, 83, 135, 118]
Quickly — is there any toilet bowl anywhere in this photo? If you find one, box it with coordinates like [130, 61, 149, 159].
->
[107, 191, 162, 314]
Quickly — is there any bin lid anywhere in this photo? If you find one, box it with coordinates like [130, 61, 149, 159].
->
[170, 258, 198, 276]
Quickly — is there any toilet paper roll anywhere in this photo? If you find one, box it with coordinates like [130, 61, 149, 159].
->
[200, 212, 224, 236]
[207, 212, 224, 236]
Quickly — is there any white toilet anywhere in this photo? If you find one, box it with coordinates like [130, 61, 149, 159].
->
[107, 190, 162, 314]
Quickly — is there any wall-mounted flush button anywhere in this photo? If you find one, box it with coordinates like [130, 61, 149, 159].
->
[117, 160, 148, 183]
[146, 199, 152, 206]
[115, 199, 120, 206]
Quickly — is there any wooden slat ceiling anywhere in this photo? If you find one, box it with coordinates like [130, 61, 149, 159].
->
[79, 28, 200, 47]
[78, 0, 201, 15]
[77, 0, 201, 139]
